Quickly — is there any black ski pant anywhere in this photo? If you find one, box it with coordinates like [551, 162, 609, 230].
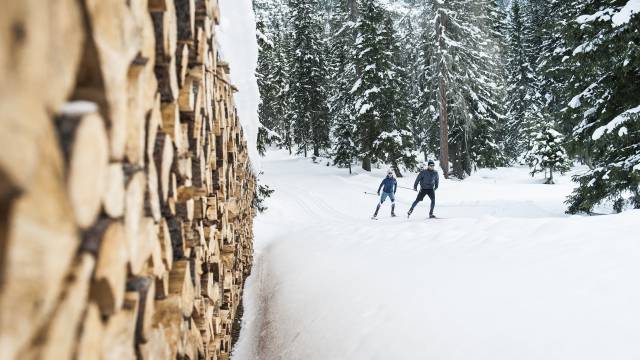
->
[410, 189, 435, 215]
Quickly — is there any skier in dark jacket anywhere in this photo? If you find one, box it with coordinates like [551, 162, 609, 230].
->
[372, 170, 397, 219]
[408, 160, 439, 218]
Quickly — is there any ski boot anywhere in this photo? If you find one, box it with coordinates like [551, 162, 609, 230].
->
[407, 208, 413, 219]
[429, 214, 436, 219]
[391, 204, 397, 217]
[372, 204, 381, 220]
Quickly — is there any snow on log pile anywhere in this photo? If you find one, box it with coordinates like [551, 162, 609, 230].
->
[0, 0, 256, 359]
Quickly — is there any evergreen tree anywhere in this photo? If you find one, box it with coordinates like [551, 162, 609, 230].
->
[413, 3, 440, 162]
[504, 0, 537, 160]
[352, 0, 416, 173]
[329, 0, 358, 172]
[255, 2, 277, 155]
[332, 116, 358, 173]
[563, 1, 640, 212]
[288, 0, 331, 157]
[254, 0, 293, 153]
[468, 0, 509, 169]
[380, 15, 418, 175]
[537, 0, 582, 153]
[428, 0, 508, 178]
[525, 120, 571, 184]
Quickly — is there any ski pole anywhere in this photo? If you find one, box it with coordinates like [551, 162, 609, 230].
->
[364, 192, 378, 196]
[397, 186, 416, 191]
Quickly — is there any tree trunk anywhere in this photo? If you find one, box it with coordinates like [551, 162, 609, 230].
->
[463, 136, 472, 177]
[392, 163, 403, 178]
[436, 9, 450, 179]
[450, 143, 465, 179]
[362, 156, 371, 172]
[285, 131, 292, 155]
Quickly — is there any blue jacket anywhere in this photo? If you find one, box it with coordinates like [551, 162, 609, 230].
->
[414, 169, 439, 190]
[378, 176, 397, 194]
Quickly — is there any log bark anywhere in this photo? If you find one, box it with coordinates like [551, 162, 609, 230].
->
[175, 0, 196, 43]
[436, 9, 450, 178]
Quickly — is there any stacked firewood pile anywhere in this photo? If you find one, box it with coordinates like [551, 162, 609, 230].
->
[0, 0, 255, 359]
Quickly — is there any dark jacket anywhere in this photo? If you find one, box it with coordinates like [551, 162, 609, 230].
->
[414, 169, 439, 190]
[378, 176, 397, 194]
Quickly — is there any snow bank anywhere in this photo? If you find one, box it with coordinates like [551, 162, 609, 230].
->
[217, 0, 261, 169]
[233, 150, 640, 360]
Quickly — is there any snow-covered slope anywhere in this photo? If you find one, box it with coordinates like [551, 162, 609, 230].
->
[232, 150, 640, 360]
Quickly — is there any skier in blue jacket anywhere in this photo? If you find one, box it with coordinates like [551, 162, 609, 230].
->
[372, 170, 397, 219]
[408, 160, 439, 219]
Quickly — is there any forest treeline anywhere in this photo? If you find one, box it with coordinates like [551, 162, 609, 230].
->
[253, 0, 639, 213]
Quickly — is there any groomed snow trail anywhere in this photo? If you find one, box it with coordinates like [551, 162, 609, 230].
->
[232, 150, 640, 360]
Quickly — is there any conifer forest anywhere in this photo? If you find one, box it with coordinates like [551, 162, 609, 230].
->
[253, 0, 640, 214]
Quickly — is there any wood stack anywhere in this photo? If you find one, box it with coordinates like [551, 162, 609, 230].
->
[0, 0, 256, 359]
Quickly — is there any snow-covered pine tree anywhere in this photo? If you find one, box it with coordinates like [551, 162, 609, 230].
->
[503, 0, 538, 160]
[328, 0, 358, 172]
[352, 0, 415, 173]
[254, 0, 293, 154]
[563, 1, 640, 213]
[428, 0, 507, 178]
[536, 0, 582, 152]
[412, 3, 441, 162]
[525, 119, 571, 184]
[332, 115, 358, 173]
[255, 11, 273, 156]
[467, 0, 509, 169]
[377, 15, 418, 176]
[288, 0, 331, 157]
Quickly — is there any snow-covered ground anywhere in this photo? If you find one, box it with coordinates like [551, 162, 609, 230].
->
[232, 150, 640, 360]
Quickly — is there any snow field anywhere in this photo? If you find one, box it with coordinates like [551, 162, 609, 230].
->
[232, 150, 640, 360]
